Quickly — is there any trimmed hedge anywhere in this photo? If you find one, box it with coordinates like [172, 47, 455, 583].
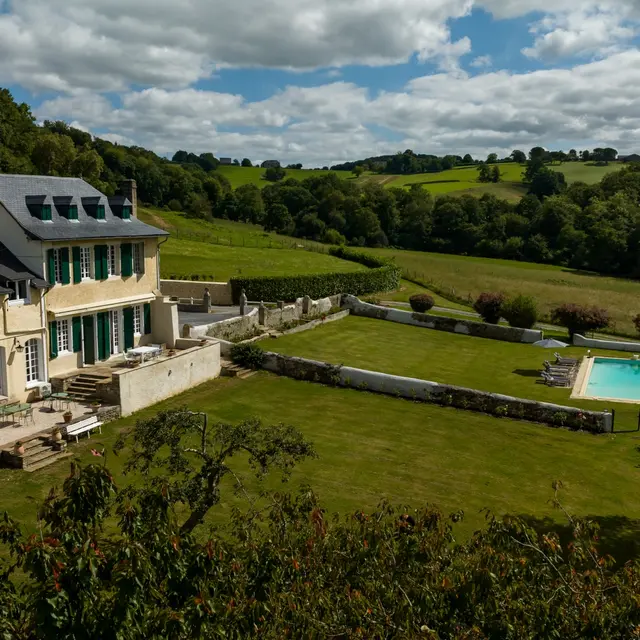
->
[229, 248, 400, 303]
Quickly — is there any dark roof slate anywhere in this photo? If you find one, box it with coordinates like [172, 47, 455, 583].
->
[0, 175, 168, 241]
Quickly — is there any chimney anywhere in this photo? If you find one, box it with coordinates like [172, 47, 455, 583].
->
[120, 180, 138, 218]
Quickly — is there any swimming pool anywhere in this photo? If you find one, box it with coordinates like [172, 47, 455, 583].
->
[584, 357, 640, 401]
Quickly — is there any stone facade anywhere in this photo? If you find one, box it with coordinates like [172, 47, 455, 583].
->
[342, 295, 543, 344]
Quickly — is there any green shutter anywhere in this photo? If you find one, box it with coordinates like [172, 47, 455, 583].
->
[72, 247, 81, 283]
[143, 303, 152, 335]
[49, 321, 58, 360]
[121, 243, 133, 277]
[41, 205, 52, 221]
[97, 205, 105, 220]
[47, 249, 56, 285]
[72, 316, 82, 353]
[94, 245, 107, 280]
[70, 205, 78, 220]
[123, 307, 135, 351]
[123, 206, 131, 220]
[60, 248, 70, 285]
[97, 312, 110, 361]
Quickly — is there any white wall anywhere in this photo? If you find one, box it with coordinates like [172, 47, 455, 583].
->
[573, 334, 640, 353]
[115, 342, 221, 416]
[0, 204, 45, 276]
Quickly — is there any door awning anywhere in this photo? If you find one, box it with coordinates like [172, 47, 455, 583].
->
[49, 293, 157, 319]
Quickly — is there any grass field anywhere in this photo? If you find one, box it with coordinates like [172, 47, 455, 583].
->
[216, 165, 352, 189]
[368, 248, 640, 336]
[2, 372, 640, 556]
[159, 237, 365, 280]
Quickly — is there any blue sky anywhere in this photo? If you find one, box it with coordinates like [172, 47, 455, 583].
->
[1, 1, 640, 165]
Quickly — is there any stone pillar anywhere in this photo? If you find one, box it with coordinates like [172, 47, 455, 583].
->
[302, 295, 312, 315]
[239, 288, 248, 316]
[277, 300, 285, 310]
[202, 288, 211, 313]
[258, 301, 267, 325]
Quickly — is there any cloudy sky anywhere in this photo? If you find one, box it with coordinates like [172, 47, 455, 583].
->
[2, 0, 640, 166]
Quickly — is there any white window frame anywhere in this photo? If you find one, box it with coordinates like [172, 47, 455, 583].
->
[6, 280, 30, 305]
[80, 247, 92, 280]
[133, 305, 142, 335]
[133, 242, 145, 275]
[110, 309, 121, 354]
[25, 339, 42, 386]
[53, 249, 63, 284]
[107, 245, 118, 277]
[56, 319, 70, 354]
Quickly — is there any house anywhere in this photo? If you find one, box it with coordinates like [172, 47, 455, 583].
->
[260, 160, 280, 169]
[219, 158, 232, 165]
[0, 174, 178, 402]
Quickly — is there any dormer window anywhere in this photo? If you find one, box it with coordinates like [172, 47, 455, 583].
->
[41, 205, 52, 221]
[97, 205, 105, 220]
[54, 196, 78, 221]
[122, 205, 132, 220]
[25, 196, 52, 221]
[4, 279, 30, 305]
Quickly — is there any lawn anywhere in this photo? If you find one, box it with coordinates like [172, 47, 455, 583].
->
[367, 248, 640, 336]
[2, 373, 640, 557]
[159, 237, 365, 280]
[268, 315, 640, 429]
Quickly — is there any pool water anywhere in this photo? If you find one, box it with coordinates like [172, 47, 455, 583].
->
[586, 357, 640, 401]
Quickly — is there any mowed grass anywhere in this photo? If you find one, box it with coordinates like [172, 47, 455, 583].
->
[3, 373, 640, 552]
[159, 237, 365, 280]
[367, 248, 640, 336]
[215, 165, 353, 189]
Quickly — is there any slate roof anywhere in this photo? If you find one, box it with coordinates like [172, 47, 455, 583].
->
[0, 175, 169, 241]
[0, 242, 49, 289]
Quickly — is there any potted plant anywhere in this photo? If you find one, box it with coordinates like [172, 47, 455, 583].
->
[90, 401, 101, 414]
[63, 410, 73, 424]
[168, 349, 176, 356]
[51, 427, 62, 442]
[13, 441, 24, 456]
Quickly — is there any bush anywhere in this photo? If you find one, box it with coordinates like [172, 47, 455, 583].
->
[230, 343, 265, 369]
[551, 303, 610, 338]
[634, 313, 640, 335]
[502, 294, 538, 329]
[167, 199, 182, 212]
[230, 248, 400, 303]
[409, 293, 435, 313]
[473, 292, 506, 324]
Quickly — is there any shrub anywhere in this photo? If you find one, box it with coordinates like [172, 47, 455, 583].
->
[230, 343, 265, 369]
[409, 293, 435, 313]
[502, 294, 538, 329]
[230, 248, 400, 303]
[167, 198, 182, 212]
[473, 292, 506, 324]
[634, 313, 640, 335]
[551, 304, 610, 338]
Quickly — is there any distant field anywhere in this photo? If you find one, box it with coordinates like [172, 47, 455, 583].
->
[215, 165, 352, 189]
[159, 237, 364, 280]
[367, 247, 640, 336]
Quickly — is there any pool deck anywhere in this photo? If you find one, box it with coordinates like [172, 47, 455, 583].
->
[571, 355, 640, 404]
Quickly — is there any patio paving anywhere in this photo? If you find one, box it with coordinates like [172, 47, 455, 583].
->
[0, 399, 110, 449]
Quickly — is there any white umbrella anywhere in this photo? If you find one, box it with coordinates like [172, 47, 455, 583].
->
[533, 338, 568, 348]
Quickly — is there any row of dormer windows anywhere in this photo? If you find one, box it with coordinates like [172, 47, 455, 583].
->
[26, 198, 130, 222]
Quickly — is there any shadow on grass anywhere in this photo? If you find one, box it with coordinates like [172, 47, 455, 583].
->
[517, 514, 640, 567]
[512, 369, 542, 378]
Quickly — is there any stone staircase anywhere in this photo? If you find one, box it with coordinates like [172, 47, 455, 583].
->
[66, 373, 110, 401]
[3, 432, 71, 472]
[221, 359, 258, 380]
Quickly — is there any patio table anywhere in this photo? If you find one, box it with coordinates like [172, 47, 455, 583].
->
[0, 403, 31, 424]
[50, 392, 71, 412]
[127, 346, 161, 363]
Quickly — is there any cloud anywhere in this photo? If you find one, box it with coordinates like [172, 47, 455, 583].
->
[0, 0, 474, 93]
[35, 50, 640, 166]
[470, 54, 492, 68]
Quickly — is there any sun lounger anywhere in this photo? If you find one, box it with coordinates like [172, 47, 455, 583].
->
[555, 353, 578, 366]
[540, 372, 571, 387]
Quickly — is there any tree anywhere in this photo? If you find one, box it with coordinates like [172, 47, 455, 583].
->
[185, 193, 212, 220]
[501, 294, 538, 328]
[234, 184, 265, 224]
[511, 149, 527, 164]
[477, 163, 492, 183]
[71, 149, 105, 185]
[529, 168, 566, 199]
[264, 166, 287, 182]
[241, 158, 253, 167]
[473, 292, 506, 323]
[233, 158, 240, 166]
[352, 165, 365, 178]
[490, 165, 501, 183]
[568, 149, 578, 161]
[486, 152, 498, 164]
[115, 409, 315, 535]
[263, 203, 294, 234]
[462, 153, 474, 164]
[31, 132, 77, 175]
[551, 304, 610, 338]
[529, 146, 547, 162]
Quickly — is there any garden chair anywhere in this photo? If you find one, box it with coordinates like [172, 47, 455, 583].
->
[555, 353, 578, 366]
[541, 372, 570, 387]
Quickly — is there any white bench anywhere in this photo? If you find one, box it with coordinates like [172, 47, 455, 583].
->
[64, 416, 103, 443]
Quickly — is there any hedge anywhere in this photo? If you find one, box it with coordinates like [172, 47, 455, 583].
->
[229, 248, 400, 303]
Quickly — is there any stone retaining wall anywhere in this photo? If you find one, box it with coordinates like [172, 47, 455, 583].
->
[573, 333, 640, 353]
[161, 279, 233, 305]
[261, 352, 612, 433]
[342, 295, 543, 344]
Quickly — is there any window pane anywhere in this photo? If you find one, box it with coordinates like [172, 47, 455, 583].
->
[57, 319, 70, 352]
[107, 246, 117, 276]
[25, 339, 40, 383]
[111, 310, 120, 353]
[80, 247, 92, 279]
[134, 305, 141, 334]
[18, 281, 27, 299]
[54, 249, 63, 284]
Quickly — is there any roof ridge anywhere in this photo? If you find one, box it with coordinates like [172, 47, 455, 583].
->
[0, 174, 85, 181]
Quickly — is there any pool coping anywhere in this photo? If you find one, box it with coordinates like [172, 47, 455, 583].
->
[571, 355, 640, 404]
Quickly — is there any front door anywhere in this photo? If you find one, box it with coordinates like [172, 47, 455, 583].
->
[83, 315, 96, 365]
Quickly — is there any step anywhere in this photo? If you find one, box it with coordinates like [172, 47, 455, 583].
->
[25, 452, 73, 473]
[23, 447, 61, 467]
[68, 382, 97, 392]
[23, 437, 49, 452]
[67, 386, 95, 395]
[77, 374, 110, 382]
[237, 370, 258, 379]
